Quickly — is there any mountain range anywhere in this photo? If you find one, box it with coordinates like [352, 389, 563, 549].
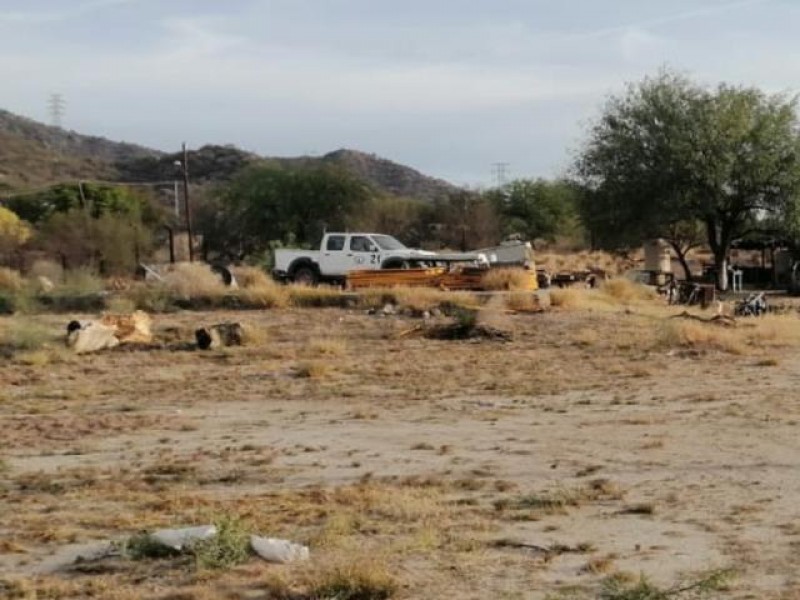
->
[0, 109, 459, 202]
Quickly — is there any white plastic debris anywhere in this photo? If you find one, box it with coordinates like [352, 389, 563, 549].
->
[150, 525, 217, 550]
[250, 535, 310, 563]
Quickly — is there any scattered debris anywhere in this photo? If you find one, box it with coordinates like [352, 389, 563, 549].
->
[669, 311, 738, 327]
[426, 322, 512, 341]
[99, 310, 153, 344]
[250, 535, 310, 563]
[65, 311, 154, 353]
[150, 525, 217, 551]
[734, 292, 768, 317]
[195, 322, 244, 350]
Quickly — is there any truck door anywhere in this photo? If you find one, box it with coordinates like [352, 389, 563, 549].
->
[348, 235, 381, 271]
[318, 234, 350, 276]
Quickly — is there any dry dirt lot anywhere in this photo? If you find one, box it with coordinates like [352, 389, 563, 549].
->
[1, 299, 800, 599]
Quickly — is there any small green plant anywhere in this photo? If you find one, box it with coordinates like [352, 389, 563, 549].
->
[192, 515, 251, 570]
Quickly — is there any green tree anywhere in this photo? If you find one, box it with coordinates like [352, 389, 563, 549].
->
[576, 70, 800, 289]
[488, 179, 581, 246]
[199, 164, 372, 261]
[6, 182, 160, 224]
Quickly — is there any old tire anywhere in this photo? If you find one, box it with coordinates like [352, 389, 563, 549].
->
[292, 266, 318, 286]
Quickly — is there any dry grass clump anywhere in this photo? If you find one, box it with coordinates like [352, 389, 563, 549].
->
[240, 324, 269, 346]
[295, 360, 331, 379]
[549, 288, 586, 309]
[660, 320, 746, 355]
[289, 285, 349, 308]
[237, 284, 290, 309]
[390, 287, 477, 312]
[163, 263, 226, 298]
[504, 292, 542, 312]
[0, 318, 57, 355]
[537, 250, 635, 276]
[0, 267, 24, 292]
[307, 338, 347, 356]
[660, 314, 800, 355]
[600, 278, 657, 304]
[481, 268, 536, 291]
[231, 265, 272, 289]
[60, 268, 105, 294]
[302, 559, 398, 600]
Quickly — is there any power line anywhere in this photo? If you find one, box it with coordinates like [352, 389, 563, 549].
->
[47, 93, 66, 128]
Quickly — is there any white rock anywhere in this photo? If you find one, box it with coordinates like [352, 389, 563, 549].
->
[250, 535, 309, 563]
[66, 322, 120, 354]
[150, 525, 217, 550]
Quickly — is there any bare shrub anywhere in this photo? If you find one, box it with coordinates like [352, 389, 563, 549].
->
[481, 268, 535, 291]
[0, 268, 24, 293]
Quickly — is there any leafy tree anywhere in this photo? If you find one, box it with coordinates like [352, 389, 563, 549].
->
[487, 179, 582, 246]
[576, 70, 800, 289]
[6, 182, 165, 226]
[199, 164, 372, 261]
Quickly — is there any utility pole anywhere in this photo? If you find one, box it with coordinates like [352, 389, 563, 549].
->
[180, 143, 194, 262]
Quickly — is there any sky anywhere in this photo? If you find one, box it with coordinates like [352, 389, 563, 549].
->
[1, 0, 798, 186]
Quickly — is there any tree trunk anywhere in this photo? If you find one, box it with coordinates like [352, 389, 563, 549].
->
[667, 241, 693, 282]
[705, 217, 731, 291]
[715, 252, 728, 291]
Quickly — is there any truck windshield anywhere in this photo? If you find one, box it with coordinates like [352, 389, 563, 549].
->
[372, 235, 407, 251]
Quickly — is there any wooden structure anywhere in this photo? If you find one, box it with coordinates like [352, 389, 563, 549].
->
[347, 266, 538, 292]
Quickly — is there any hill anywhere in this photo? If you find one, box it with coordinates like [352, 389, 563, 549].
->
[0, 108, 459, 202]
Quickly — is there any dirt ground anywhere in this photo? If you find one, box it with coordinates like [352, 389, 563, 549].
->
[2, 302, 800, 599]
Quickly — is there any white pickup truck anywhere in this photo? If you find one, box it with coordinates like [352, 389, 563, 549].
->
[273, 233, 440, 285]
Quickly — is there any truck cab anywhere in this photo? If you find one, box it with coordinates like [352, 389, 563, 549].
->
[273, 233, 433, 285]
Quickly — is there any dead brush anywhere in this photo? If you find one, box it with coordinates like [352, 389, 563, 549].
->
[163, 263, 226, 298]
[0, 267, 24, 292]
[480, 268, 535, 291]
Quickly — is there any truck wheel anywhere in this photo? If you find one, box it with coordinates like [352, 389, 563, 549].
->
[292, 266, 318, 286]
